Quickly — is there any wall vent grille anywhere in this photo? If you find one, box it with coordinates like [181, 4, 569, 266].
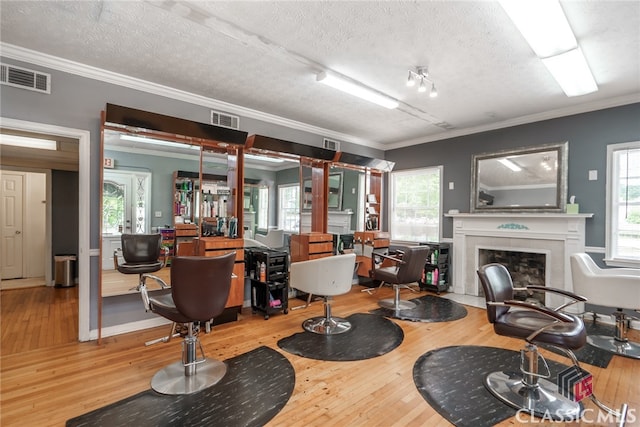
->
[211, 110, 240, 130]
[323, 138, 340, 151]
[1, 63, 51, 94]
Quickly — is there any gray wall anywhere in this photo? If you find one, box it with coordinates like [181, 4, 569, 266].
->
[385, 103, 640, 247]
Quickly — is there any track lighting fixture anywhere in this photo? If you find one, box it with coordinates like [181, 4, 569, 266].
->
[407, 66, 437, 98]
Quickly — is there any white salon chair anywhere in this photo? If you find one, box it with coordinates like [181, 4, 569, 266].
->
[255, 229, 285, 248]
[570, 253, 640, 359]
[289, 253, 356, 335]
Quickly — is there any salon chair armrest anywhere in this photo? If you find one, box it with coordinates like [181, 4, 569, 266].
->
[113, 249, 120, 270]
[516, 285, 587, 312]
[374, 252, 406, 265]
[489, 300, 574, 323]
[525, 285, 587, 302]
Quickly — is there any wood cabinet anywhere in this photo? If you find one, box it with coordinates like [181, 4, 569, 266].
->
[290, 232, 333, 262]
[194, 237, 245, 308]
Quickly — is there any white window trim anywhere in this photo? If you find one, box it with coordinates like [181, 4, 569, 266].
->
[390, 166, 443, 244]
[277, 183, 299, 233]
[605, 140, 640, 268]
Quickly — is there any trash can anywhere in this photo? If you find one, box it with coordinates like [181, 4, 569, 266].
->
[54, 255, 76, 287]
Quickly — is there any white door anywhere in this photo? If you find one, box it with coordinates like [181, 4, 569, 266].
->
[1, 172, 24, 279]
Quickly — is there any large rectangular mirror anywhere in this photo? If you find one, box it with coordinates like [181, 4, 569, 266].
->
[471, 141, 568, 212]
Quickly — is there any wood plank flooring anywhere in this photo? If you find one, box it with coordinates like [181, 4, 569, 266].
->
[1, 285, 638, 427]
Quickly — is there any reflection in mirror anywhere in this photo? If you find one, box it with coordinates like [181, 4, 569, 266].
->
[200, 148, 233, 237]
[102, 130, 200, 296]
[245, 151, 300, 235]
[471, 141, 568, 212]
[330, 165, 365, 232]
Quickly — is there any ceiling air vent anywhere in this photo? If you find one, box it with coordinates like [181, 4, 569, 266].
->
[211, 110, 240, 130]
[323, 138, 340, 151]
[1, 63, 51, 94]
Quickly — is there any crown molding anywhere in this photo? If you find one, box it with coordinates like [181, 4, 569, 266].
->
[388, 93, 640, 150]
[1, 43, 383, 150]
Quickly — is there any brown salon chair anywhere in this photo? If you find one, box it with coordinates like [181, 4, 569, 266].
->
[477, 263, 628, 423]
[143, 252, 235, 395]
[114, 233, 169, 295]
[372, 245, 430, 311]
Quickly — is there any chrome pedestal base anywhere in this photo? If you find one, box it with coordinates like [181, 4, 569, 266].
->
[303, 316, 352, 335]
[485, 371, 583, 421]
[151, 358, 227, 395]
[378, 283, 417, 311]
[588, 335, 640, 360]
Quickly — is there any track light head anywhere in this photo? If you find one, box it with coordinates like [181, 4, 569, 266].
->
[429, 83, 438, 98]
[406, 71, 416, 87]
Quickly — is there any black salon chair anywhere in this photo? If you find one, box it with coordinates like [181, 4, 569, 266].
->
[477, 263, 628, 423]
[114, 233, 168, 294]
[143, 252, 236, 395]
[372, 245, 430, 310]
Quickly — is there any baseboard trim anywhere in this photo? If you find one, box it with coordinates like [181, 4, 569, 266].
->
[100, 317, 172, 339]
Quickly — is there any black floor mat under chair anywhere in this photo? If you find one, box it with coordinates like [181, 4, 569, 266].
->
[369, 294, 468, 322]
[66, 346, 294, 427]
[277, 313, 404, 361]
[412, 345, 589, 427]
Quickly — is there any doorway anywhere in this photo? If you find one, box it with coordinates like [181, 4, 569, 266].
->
[0, 117, 91, 343]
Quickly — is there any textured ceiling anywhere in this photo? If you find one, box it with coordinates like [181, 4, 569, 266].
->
[1, 1, 639, 150]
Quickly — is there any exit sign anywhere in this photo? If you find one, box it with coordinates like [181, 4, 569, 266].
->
[104, 157, 114, 168]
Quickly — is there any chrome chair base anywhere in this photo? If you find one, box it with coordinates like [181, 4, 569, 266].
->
[302, 316, 352, 335]
[485, 371, 583, 421]
[588, 335, 640, 360]
[379, 298, 416, 311]
[378, 283, 417, 311]
[151, 358, 227, 395]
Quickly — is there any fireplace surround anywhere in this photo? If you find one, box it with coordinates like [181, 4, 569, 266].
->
[447, 213, 592, 310]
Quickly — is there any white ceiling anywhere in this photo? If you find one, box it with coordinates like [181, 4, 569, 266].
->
[1, 1, 639, 151]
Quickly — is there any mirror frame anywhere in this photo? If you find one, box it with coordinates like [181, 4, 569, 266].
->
[470, 141, 568, 213]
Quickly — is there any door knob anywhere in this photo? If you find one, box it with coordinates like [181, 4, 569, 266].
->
[15, 230, 21, 235]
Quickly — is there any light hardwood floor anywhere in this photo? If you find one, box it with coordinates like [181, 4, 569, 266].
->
[1, 285, 638, 427]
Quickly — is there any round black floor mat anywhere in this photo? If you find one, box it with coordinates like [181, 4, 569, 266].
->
[277, 312, 403, 361]
[413, 345, 581, 427]
[67, 346, 294, 427]
[370, 294, 468, 322]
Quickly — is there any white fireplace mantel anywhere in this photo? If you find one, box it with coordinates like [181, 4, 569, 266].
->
[446, 213, 593, 309]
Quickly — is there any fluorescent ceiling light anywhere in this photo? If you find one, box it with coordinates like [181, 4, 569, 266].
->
[499, 0, 577, 58]
[500, 0, 598, 97]
[541, 48, 598, 96]
[317, 71, 399, 109]
[498, 158, 522, 172]
[0, 134, 57, 150]
[120, 134, 199, 150]
[245, 153, 284, 163]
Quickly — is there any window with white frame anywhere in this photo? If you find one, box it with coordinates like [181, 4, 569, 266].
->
[390, 167, 442, 242]
[278, 184, 299, 232]
[606, 141, 640, 266]
[258, 186, 268, 229]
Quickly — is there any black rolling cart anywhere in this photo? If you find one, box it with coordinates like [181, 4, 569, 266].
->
[247, 248, 289, 319]
[418, 242, 450, 294]
[250, 279, 289, 319]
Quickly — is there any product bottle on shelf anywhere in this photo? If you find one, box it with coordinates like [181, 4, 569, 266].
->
[260, 262, 267, 282]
